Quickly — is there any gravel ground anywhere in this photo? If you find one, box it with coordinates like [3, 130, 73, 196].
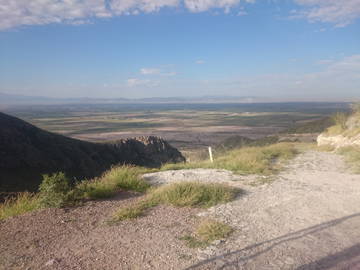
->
[1, 151, 360, 269]
[0, 192, 200, 270]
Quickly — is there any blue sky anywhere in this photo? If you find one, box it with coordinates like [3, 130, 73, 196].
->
[0, 0, 359, 100]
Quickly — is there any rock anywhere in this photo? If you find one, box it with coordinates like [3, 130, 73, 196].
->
[45, 259, 59, 266]
[317, 133, 360, 148]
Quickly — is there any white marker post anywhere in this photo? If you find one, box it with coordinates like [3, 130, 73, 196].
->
[208, 146, 214, 163]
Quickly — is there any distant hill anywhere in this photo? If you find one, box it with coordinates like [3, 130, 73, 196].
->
[0, 92, 263, 105]
[0, 112, 184, 192]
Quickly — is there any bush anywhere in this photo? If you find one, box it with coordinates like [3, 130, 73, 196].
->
[0, 192, 40, 220]
[38, 172, 71, 207]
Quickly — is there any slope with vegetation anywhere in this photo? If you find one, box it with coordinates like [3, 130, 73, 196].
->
[0, 112, 184, 193]
[317, 103, 360, 173]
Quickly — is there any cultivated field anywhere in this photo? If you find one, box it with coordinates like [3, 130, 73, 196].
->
[4, 102, 348, 154]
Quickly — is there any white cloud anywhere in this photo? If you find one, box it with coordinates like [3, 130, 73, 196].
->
[0, 0, 359, 30]
[293, 0, 360, 27]
[140, 67, 176, 76]
[140, 68, 161, 75]
[126, 78, 159, 87]
[0, 0, 253, 30]
[195, 59, 205, 64]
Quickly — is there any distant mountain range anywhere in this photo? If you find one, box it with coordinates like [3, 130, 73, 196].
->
[0, 92, 262, 105]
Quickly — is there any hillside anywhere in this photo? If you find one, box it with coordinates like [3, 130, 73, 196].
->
[1, 150, 360, 269]
[317, 106, 360, 148]
[0, 112, 184, 193]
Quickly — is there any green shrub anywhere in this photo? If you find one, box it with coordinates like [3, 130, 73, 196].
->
[0, 192, 40, 220]
[38, 172, 71, 207]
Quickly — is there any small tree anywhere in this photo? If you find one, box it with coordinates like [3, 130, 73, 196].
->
[39, 172, 71, 208]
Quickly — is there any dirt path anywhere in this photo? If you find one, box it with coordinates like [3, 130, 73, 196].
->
[1, 151, 360, 269]
[189, 151, 360, 269]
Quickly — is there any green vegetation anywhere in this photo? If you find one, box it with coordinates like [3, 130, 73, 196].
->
[337, 146, 360, 173]
[196, 219, 233, 242]
[149, 182, 238, 208]
[111, 182, 240, 223]
[162, 143, 298, 175]
[325, 112, 349, 135]
[112, 205, 146, 221]
[68, 166, 151, 202]
[0, 193, 40, 220]
[322, 103, 360, 138]
[180, 219, 233, 248]
[284, 117, 334, 134]
[39, 172, 71, 208]
[216, 135, 279, 152]
[0, 166, 152, 220]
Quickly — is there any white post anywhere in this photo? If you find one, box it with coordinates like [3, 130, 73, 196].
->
[208, 146, 214, 163]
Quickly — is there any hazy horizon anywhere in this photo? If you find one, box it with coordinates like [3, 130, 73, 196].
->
[0, 1, 359, 100]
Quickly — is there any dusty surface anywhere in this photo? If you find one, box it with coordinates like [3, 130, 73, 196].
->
[192, 151, 360, 269]
[2, 151, 360, 269]
[0, 192, 200, 270]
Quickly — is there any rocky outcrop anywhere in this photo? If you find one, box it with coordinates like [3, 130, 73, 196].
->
[317, 133, 360, 148]
[0, 112, 184, 192]
[317, 113, 360, 149]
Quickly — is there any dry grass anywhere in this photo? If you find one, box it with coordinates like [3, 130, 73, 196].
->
[162, 143, 298, 175]
[71, 166, 152, 201]
[110, 182, 241, 223]
[0, 193, 40, 220]
[180, 219, 233, 248]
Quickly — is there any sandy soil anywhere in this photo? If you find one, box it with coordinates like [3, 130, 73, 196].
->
[1, 151, 360, 269]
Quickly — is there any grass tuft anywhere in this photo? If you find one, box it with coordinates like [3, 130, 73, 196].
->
[110, 182, 240, 222]
[69, 166, 152, 203]
[196, 219, 233, 242]
[112, 205, 145, 222]
[181, 219, 233, 248]
[0, 193, 40, 220]
[149, 182, 238, 208]
[101, 165, 151, 193]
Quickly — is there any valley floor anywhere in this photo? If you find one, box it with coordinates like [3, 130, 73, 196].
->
[1, 151, 360, 269]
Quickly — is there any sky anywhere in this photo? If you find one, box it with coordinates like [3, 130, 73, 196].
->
[0, 0, 359, 100]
